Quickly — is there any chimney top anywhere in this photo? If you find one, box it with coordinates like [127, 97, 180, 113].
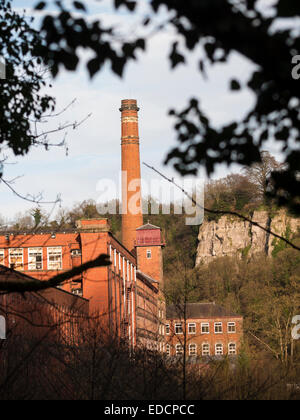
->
[76, 219, 110, 233]
[120, 99, 140, 112]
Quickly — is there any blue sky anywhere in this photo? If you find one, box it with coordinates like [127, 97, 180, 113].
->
[0, 0, 283, 222]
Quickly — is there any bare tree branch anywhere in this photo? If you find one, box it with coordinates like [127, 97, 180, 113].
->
[143, 162, 300, 252]
[0, 254, 111, 293]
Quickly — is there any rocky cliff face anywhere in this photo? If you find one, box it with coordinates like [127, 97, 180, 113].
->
[195, 210, 300, 266]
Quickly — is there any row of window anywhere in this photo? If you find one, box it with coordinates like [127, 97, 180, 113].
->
[167, 342, 237, 357]
[0, 247, 63, 271]
[166, 322, 236, 335]
[110, 246, 136, 283]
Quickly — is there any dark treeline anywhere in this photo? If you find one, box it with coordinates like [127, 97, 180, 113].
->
[1, 318, 299, 400]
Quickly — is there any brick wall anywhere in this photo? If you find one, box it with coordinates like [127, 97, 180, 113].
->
[165, 317, 243, 358]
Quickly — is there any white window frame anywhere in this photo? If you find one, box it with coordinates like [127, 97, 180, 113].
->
[0, 249, 5, 266]
[215, 343, 223, 356]
[201, 323, 210, 334]
[165, 324, 170, 335]
[175, 323, 183, 335]
[146, 250, 152, 259]
[71, 249, 81, 257]
[175, 344, 184, 355]
[189, 343, 197, 356]
[47, 247, 62, 270]
[28, 247, 43, 271]
[188, 322, 196, 334]
[9, 248, 24, 271]
[202, 343, 210, 356]
[228, 322, 236, 333]
[214, 322, 223, 334]
[228, 342, 237, 355]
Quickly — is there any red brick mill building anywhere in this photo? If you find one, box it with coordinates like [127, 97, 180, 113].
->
[0, 99, 243, 356]
[165, 303, 243, 360]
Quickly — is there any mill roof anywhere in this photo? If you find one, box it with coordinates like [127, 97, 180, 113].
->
[136, 222, 161, 231]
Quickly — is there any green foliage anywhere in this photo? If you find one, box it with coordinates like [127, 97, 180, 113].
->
[0, 1, 55, 159]
[146, 203, 199, 271]
[205, 173, 262, 220]
[193, 235, 300, 363]
[271, 225, 292, 258]
[241, 244, 251, 258]
[1, 0, 300, 215]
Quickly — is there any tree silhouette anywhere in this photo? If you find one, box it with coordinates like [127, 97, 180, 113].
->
[1, 1, 299, 212]
[21, 0, 299, 214]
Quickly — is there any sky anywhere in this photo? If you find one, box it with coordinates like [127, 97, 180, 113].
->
[0, 0, 284, 223]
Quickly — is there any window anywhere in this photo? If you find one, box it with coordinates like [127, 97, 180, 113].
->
[47, 247, 62, 270]
[72, 288, 83, 297]
[146, 250, 152, 259]
[202, 343, 210, 356]
[165, 324, 170, 335]
[215, 343, 223, 356]
[71, 249, 81, 257]
[166, 344, 171, 356]
[9, 248, 24, 271]
[175, 323, 183, 335]
[28, 248, 43, 270]
[228, 343, 237, 355]
[228, 322, 236, 333]
[176, 344, 184, 355]
[201, 323, 210, 334]
[188, 323, 196, 334]
[189, 344, 197, 356]
[0, 249, 4, 266]
[214, 322, 223, 334]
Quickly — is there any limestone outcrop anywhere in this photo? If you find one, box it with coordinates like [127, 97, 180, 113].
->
[195, 210, 300, 265]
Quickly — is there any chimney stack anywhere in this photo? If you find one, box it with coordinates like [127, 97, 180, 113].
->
[120, 99, 143, 253]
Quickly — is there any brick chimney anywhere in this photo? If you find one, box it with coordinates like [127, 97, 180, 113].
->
[120, 99, 143, 253]
[75, 219, 110, 232]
